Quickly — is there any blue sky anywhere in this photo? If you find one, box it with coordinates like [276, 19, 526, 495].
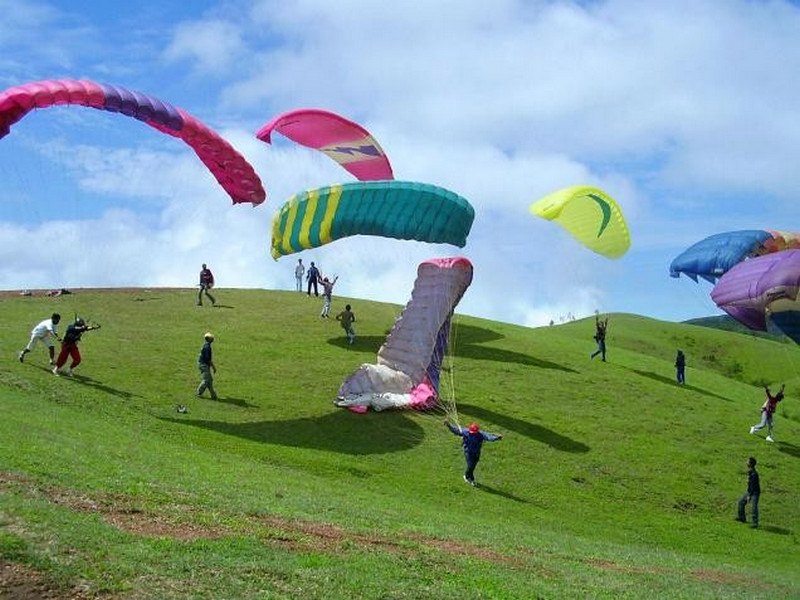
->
[1, 0, 799, 326]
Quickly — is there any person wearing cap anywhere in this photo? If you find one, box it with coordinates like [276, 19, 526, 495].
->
[53, 317, 100, 376]
[196, 332, 218, 400]
[19, 313, 62, 365]
[445, 421, 503, 486]
[737, 456, 760, 528]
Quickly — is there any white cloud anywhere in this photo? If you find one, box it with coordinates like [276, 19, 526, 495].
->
[164, 20, 245, 74]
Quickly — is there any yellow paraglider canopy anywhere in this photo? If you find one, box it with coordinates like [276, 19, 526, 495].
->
[529, 185, 630, 258]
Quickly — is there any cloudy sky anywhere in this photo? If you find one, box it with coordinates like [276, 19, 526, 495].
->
[1, 0, 799, 326]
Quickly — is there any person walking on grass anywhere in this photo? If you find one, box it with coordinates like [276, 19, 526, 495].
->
[737, 456, 760, 529]
[19, 313, 61, 365]
[336, 304, 356, 345]
[445, 421, 502, 486]
[675, 349, 686, 384]
[53, 318, 100, 376]
[196, 332, 218, 400]
[590, 314, 609, 361]
[197, 263, 216, 306]
[320, 275, 338, 318]
[295, 258, 305, 292]
[750, 384, 784, 443]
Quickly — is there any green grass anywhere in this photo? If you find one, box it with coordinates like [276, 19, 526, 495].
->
[1, 288, 799, 599]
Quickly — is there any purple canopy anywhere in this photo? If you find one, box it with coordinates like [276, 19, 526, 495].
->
[711, 250, 800, 333]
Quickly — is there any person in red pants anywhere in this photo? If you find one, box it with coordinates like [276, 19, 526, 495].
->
[53, 318, 101, 376]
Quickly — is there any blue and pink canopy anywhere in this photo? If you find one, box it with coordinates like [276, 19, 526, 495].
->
[0, 79, 266, 205]
[711, 249, 800, 342]
[256, 108, 394, 181]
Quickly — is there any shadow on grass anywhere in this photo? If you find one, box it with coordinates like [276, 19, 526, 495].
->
[475, 483, 532, 504]
[327, 336, 385, 353]
[629, 368, 734, 402]
[458, 403, 589, 453]
[162, 409, 424, 455]
[328, 324, 576, 372]
[200, 396, 258, 408]
[760, 525, 791, 535]
[777, 441, 800, 459]
[211, 304, 235, 309]
[32, 365, 139, 399]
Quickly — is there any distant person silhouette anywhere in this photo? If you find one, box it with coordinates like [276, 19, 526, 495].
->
[736, 456, 760, 528]
[675, 350, 686, 384]
[590, 314, 608, 361]
[198, 263, 216, 306]
[306, 261, 320, 296]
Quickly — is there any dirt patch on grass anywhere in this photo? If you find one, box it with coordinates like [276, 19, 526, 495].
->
[0, 561, 94, 600]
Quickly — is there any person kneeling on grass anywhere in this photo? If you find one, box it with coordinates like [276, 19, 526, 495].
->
[445, 421, 502, 486]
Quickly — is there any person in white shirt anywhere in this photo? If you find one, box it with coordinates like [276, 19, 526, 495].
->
[19, 313, 62, 364]
[294, 258, 305, 292]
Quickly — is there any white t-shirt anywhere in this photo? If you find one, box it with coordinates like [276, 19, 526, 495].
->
[31, 318, 58, 339]
[295, 263, 305, 277]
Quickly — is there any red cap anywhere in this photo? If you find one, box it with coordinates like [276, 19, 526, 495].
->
[467, 423, 479, 433]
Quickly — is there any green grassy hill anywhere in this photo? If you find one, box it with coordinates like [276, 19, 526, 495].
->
[1, 289, 799, 599]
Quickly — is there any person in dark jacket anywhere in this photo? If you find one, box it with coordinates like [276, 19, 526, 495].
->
[52, 317, 100, 376]
[737, 456, 760, 528]
[306, 261, 320, 296]
[675, 350, 686, 384]
[590, 314, 609, 361]
[196, 332, 218, 400]
[445, 421, 502, 486]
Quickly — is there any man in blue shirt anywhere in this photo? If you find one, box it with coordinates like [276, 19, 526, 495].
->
[196, 332, 218, 400]
[445, 421, 502, 486]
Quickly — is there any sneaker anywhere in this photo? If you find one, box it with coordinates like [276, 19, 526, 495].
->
[63, 368, 73, 377]
[735, 517, 747, 523]
[463, 475, 470, 484]
[749, 427, 756, 435]
[766, 436, 774, 443]
[18, 351, 25, 363]
[52, 366, 60, 376]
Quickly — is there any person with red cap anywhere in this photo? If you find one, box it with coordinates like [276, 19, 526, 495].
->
[445, 420, 503, 486]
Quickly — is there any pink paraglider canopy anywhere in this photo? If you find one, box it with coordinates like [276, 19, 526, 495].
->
[256, 108, 394, 181]
[0, 79, 266, 206]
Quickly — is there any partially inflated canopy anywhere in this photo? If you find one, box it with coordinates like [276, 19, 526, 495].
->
[0, 79, 265, 205]
[270, 181, 474, 259]
[670, 230, 800, 283]
[529, 186, 630, 258]
[711, 250, 800, 342]
[256, 108, 393, 181]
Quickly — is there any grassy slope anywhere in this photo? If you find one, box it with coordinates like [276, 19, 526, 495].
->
[0, 289, 798, 599]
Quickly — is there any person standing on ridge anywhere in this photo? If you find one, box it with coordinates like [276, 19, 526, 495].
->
[306, 261, 320, 296]
[736, 456, 760, 528]
[295, 258, 305, 292]
[19, 313, 61, 365]
[445, 421, 503, 486]
[750, 384, 784, 443]
[197, 263, 216, 306]
[196, 332, 218, 400]
[590, 314, 609, 361]
[675, 349, 686, 384]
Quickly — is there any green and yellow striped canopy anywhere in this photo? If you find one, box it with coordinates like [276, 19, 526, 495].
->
[271, 181, 475, 259]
